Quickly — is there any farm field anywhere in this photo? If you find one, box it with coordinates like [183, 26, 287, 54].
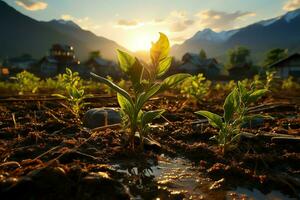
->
[1, 4, 300, 198]
[0, 84, 299, 199]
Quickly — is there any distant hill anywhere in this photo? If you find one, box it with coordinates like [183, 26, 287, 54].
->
[171, 8, 300, 63]
[0, 0, 128, 61]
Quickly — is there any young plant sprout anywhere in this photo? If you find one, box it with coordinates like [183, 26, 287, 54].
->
[53, 68, 93, 118]
[91, 33, 190, 149]
[10, 71, 40, 95]
[180, 73, 211, 102]
[196, 82, 268, 154]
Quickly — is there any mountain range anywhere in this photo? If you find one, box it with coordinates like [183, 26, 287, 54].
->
[0, 0, 127, 61]
[171, 9, 300, 62]
[1, 0, 300, 63]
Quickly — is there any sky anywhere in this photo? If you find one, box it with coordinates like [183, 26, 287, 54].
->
[3, 0, 300, 51]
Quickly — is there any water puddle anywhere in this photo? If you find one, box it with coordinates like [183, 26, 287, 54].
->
[114, 155, 298, 199]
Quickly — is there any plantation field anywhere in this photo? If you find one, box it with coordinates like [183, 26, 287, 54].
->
[0, 91, 299, 199]
[1, 34, 300, 200]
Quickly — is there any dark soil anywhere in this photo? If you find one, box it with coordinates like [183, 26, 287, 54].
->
[0, 93, 299, 200]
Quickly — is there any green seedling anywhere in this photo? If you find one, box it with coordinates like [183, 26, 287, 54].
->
[180, 73, 211, 102]
[53, 68, 93, 118]
[91, 33, 190, 150]
[196, 82, 268, 154]
[11, 71, 40, 95]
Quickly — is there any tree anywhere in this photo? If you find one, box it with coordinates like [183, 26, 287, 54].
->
[226, 46, 251, 69]
[263, 48, 288, 68]
[89, 50, 101, 59]
[199, 49, 207, 60]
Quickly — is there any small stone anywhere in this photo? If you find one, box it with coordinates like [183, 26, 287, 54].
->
[83, 107, 121, 129]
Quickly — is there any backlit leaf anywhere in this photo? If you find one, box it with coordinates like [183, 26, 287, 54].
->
[117, 49, 135, 73]
[157, 57, 172, 77]
[195, 111, 223, 129]
[91, 72, 133, 105]
[142, 109, 165, 127]
[160, 73, 191, 91]
[223, 88, 237, 123]
[150, 33, 170, 66]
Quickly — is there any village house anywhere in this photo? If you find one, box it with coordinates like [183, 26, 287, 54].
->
[83, 57, 118, 78]
[178, 53, 221, 78]
[2, 54, 36, 72]
[39, 44, 80, 77]
[269, 53, 300, 80]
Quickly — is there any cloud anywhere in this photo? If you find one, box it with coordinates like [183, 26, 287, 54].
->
[61, 14, 100, 30]
[283, 0, 300, 11]
[117, 19, 139, 26]
[195, 10, 256, 31]
[15, 0, 47, 11]
[114, 10, 194, 32]
[115, 19, 145, 29]
[153, 10, 195, 32]
[168, 11, 195, 32]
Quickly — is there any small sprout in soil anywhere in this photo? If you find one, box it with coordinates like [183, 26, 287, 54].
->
[10, 70, 40, 95]
[180, 73, 211, 102]
[52, 68, 93, 118]
[91, 33, 190, 150]
[196, 81, 269, 154]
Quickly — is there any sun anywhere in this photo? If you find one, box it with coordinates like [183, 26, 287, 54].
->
[128, 33, 158, 52]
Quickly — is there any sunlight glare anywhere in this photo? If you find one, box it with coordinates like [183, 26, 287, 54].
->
[129, 33, 158, 52]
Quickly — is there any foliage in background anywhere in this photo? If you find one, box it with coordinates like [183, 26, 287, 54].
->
[52, 68, 93, 117]
[199, 49, 207, 60]
[10, 71, 40, 95]
[282, 76, 300, 90]
[92, 33, 190, 149]
[196, 82, 268, 154]
[214, 80, 236, 93]
[263, 48, 288, 68]
[89, 50, 102, 59]
[180, 73, 211, 102]
[226, 46, 252, 70]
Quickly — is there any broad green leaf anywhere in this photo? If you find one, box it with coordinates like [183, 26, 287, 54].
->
[160, 73, 191, 91]
[157, 57, 172, 77]
[91, 72, 133, 105]
[223, 88, 237, 123]
[130, 59, 144, 92]
[117, 49, 135, 73]
[237, 81, 248, 102]
[195, 111, 223, 129]
[248, 89, 268, 104]
[142, 109, 165, 127]
[137, 84, 161, 111]
[117, 93, 133, 116]
[150, 33, 170, 65]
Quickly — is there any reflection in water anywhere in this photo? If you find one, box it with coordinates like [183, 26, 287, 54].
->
[114, 155, 298, 199]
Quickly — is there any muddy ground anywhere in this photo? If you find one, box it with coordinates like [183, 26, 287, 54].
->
[0, 93, 299, 200]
